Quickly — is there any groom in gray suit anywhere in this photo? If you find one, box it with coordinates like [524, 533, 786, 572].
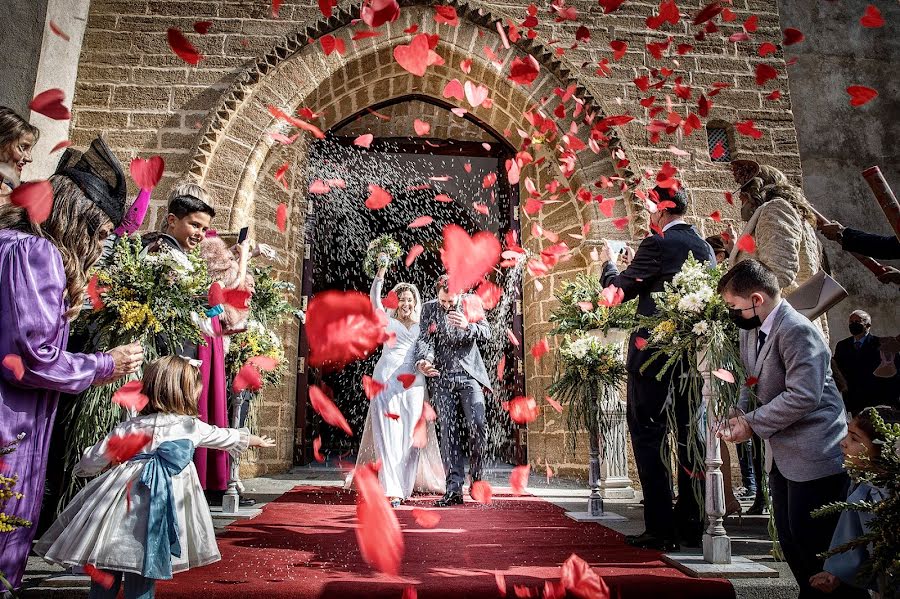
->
[718, 260, 852, 599]
[415, 275, 492, 507]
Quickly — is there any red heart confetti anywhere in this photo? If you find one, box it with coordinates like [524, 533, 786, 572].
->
[506, 395, 539, 424]
[129, 156, 164, 191]
[860, 5, 884, 28]
[510, 464, 530, 495]
[382, 290, 399, 310]
[2, 354, 25, 381]
[354, 134, 374, 149]
[411, 508, 441, 528]
[193, 21, 212, 34]
[393, 34, 432, 77]
[754, 64, 778, 86]
[712, 368, 736, 384]
[441, 224, 501, 294]
[846, 85, 878, 107]
[634, 337, 648, 350]
[83, 565, 115, 590]
[470, 480, 493, 504]
[105, 431, 152, 463]
[167, 28, 202, 65]
[313, 436, 325, 462]
[29, 89, 70, 120]
[509, 55, 540, 85]
[87, 274, 106, 310]
[306, 290, 389, 370]
[276, 203, 288, 232]
[530, 338, 549, 361]
[355, 463, 404, 575]
[310, 384, 353, 436]
[362, 375, 385, 401]
[112, 380, 149, 412]
[434, 5, 459, 26]
[561, 554, 610, 599]
[405, 244, 424, 267]
[361, 0, 400, 28]
[736, 234, 757, 253]
[10, 180, 53, 224]
[397, 373, 416, 389]
[782, 28, 804, 46]
[365, 184, 392, 209]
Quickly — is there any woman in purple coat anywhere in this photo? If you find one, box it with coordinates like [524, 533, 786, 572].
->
[0, 137, 144, 590]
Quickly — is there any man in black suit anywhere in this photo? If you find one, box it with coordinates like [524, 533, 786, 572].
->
[415, 275, 492, 507]
[599, 185, 715, 551]
[833, 310, 900, 415]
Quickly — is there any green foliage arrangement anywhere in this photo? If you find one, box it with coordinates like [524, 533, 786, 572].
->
[549, 273, 636, 335]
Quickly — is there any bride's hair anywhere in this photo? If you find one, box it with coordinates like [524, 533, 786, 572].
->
[388, 282, 422, 323]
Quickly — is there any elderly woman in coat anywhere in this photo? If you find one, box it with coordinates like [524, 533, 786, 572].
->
[730, 160, 830, 342]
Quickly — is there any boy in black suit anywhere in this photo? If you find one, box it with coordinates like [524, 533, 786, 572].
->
[599, 185, 715, 550]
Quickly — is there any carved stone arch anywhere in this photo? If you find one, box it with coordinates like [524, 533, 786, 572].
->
[186, 0, 645, 245]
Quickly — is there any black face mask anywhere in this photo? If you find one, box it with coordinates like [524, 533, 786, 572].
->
[849, 322, 866, 336]
[728, 304, 762, 330]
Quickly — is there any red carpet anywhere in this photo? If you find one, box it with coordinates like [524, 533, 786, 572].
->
[157, 486, 735, 598]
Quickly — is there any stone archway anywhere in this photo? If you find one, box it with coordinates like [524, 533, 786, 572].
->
[190, 0, 644, 476]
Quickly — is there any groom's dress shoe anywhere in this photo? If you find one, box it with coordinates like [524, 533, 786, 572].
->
[434, 492, 464, 507]
[625, 532, 680, 552]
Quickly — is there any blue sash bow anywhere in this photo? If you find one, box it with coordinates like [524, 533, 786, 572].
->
[130, 439, 195, 579]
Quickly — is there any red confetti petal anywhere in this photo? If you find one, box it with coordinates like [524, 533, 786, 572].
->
[508, 55, 540, 85]
[354, 133, 374, 148]
[413, 118, 431, 136]
[544, 395, 563, 413]
[470, 480, 493, 504]
[129, 156, 164, 191]
[313, 436, 325, 462]
[361, 0, 400, 28]
[306, 290, 388, 370]
[276, 203, 288, 232]
[318, 0, 335, 18]
[506, 395, 539, 424]
[510, 464, 530, 495]
[782, 28, 804, 46]
[710, 210, 721, 222]
[354, 463, 404, 575]
[530, 338, 549, 361]
[755, 63, 778, 86]
[736, 233, 757, 253]
[29, 88, 70, 120]
[860, 5, 884, 28]
[393, 34, 432, 77]
[167, 28, 203, 65]
[382, 290, 399, 310]
[10, 180, 53, 224]
[83, 565, 115, 590]
[745, 376, 759, 388]
[634, 337, 648, 350]
[49, 140, 71, 153]
[362, 375, 386, 401]
[475, 280, 502, 310]
[846, 85, 878, 107]
[2, 354, 25, 381]
[758, 42, 777, 57]
[49, 20, 71, 41]
[397, 373, 416, 389]
[713, 368, 736, 384]
[735, 120, 763, 139]
[462, 294, 486, 323]
[561, 554, 610, 599]
[365, 184, 393, 209]
[87, 274, 106, 310]
[105, 431, 152, 463]
[310, 384, 353, 436]
[111, 380, 149, 412]
[506, 328, 520, 347]
[411, 508, 441, 528]
[434, 5, 459, 26]
[405, 244, 424, 267]
[440, 224, 501, 294]
[193, 21, 213, 34]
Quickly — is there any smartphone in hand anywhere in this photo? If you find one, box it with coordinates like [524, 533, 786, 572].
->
[237, 226, 249, 244]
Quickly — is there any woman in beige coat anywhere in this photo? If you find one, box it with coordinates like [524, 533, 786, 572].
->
[730, 161, 829, 342]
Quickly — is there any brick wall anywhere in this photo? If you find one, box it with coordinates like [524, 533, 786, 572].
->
[69, 0, 802, 479]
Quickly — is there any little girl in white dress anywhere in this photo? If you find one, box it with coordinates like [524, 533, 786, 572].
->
[35, 355, 275, 598]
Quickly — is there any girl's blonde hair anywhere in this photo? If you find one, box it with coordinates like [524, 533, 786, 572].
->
[140, 355, 201, 416]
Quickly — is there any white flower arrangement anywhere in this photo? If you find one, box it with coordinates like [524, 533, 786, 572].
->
[692, 320, 709, 336]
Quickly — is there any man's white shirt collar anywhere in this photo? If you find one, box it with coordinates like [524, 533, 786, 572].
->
[662, 218, 687, 232]
[759, 299, 784, 337]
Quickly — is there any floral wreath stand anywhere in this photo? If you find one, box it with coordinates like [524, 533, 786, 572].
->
[565, 328, 634, 523]
[664, 347, 777, 577]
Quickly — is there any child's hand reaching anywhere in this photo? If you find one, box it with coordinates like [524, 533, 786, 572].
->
[809, 571, 839, 593]
[250, 434, 276, 449]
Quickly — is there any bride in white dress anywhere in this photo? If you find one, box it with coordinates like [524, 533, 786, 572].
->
[346, 257, 445, 506]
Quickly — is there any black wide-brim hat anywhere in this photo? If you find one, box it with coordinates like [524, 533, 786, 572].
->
[55, 136, 127, 227]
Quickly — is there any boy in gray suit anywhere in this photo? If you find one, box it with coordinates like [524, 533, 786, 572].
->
[718, 260, 855, 599]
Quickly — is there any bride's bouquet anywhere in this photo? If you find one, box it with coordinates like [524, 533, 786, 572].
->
[363, 235, 402, 278]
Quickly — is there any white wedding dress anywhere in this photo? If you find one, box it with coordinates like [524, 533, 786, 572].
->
[344, 277, 445, 498]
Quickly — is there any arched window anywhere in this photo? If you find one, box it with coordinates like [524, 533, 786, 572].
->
[706, 123, 732, 163]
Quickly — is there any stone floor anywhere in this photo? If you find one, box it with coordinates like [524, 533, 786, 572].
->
[16, 465, 798, 598]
